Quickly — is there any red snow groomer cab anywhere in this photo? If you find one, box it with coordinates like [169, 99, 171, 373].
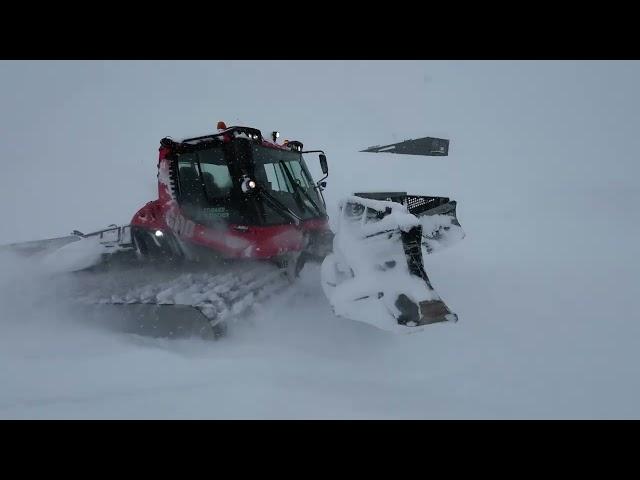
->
[129, 122, 333, 272]
[1, 122, 464, 337]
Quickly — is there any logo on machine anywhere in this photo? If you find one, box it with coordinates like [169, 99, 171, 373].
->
[204, 207, 230, 219]
[165, 210, 195, 238]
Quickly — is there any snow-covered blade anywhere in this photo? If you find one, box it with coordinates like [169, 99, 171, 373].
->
[0, 225, 137, 274]
[2, 230, 292, 340]
[0, 235, 80, 257]
[321, 195, 461, 334]
[74, 303, 223, 339]
[67, 260, 291, 339]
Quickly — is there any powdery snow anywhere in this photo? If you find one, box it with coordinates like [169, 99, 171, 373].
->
[1, 60, 639, 419]
[39, 236, 106, 273]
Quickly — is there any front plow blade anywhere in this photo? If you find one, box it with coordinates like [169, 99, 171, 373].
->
[321, 194, 461, 334]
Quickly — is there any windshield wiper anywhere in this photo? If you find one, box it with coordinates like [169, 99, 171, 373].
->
[279, 161, 323, 217]
[258, 188, 303, 225]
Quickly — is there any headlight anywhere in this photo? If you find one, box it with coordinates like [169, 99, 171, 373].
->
[241, 176, 257, 193]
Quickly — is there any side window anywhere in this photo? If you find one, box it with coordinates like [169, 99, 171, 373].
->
[177, 148, 233, 206]
[197, 148, 232, 202]
[199, 163, 232, 200]
[177, 155, 205, 206]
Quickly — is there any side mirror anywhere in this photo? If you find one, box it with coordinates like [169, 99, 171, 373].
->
[319, 154, 328, 175]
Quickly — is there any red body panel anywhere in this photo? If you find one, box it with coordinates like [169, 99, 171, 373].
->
[131, 139, 330, 260]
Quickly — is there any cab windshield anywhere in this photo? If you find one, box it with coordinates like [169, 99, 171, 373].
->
[252, 145, 323, 220]
[175, 143, 324, 226]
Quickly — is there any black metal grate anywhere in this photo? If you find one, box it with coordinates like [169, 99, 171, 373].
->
[352, 192, 453, 218]
[403, 195, 450, 216]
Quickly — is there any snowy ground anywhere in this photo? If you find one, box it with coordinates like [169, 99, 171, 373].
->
[1, 61, 639, 418]
[1, 185, 638, 419]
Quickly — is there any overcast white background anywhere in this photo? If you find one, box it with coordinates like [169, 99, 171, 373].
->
[0, 60, 638, 418]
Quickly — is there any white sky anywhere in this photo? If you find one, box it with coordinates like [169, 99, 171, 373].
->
[1, 60, 639, 243]
[2, 61, 640, 418]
